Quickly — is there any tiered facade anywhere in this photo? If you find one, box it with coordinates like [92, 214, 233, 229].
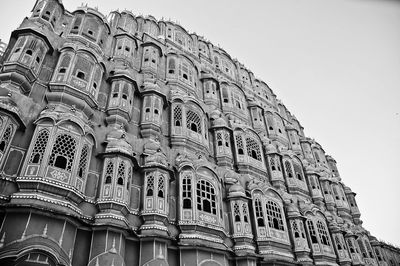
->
[0, 1, 399, 266]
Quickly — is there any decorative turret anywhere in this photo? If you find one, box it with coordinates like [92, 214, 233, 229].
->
[106, 68, 137, 128]
[139, 78, 167, 139]
[210, 110, 233, 168]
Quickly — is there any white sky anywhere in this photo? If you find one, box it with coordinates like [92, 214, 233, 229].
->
[1, 0, 399, 245]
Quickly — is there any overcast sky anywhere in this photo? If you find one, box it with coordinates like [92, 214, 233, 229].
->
[1, 0, 399, 245]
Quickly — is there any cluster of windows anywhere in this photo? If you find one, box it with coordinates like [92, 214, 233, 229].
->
[53, 51, 103, 98]
[8, 35, 47, 74]
[109, 81, 133, 111]
[142, 95, 162, 123]
[142, 46, 158, 69]
[167, 28, 193, 52]
[307, 218, 331, 246]
[117, 13, 137, 35]
[172, 104, 208, 143]
[196, 179, 216, 214]
[291, 220, 306, 239]
[32, 0, 60, 28]
[253, 195, 285, 231]
[69, 13, 107, 47]
[235, 133, 263, 162]
[102, 158, 132, 201]
[269, 156, 282, 172]
[180, 170, 221, 223]
[114, 37, 136, 58]
[167, 57, 196, 87]
[146, 173, 165, 198]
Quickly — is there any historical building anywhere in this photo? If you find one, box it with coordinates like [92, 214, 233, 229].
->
[0, 1, 398, 265]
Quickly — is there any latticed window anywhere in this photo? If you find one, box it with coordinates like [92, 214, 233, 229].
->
[375, 248, 383, 261]
[307, 220, 318, 244]
[267, 115, 274, 131]
[146, 174, 154, 196]
[56, 54, 72, 81]
[117, 162, 125, 185]
[186, 110, 201, 133]
[335, 236, 343, 250]
[48, 134, 77, 172]
[293, 163, 303, 180]
[126, 167, 132, 189]
[168, 58, 176, 74]
[158, 174, 165, 198]
[179, 60, 194, 85]
[235, 135, 244, 155]
[196, 179, 216, 214]
[292, 220, 300, 238]
[29, 129, 49, 164]
[284, 161, 293, 178]
[365, 238, 374, 258]
[216, 132, 223, 147]
[77, 144, 89, 179]
[173, 105, 182, 127]
[266, 201, 284, 230]
[347, 239, 355, 253]
[246, 137, 262, 161]
[314, 151, 320, 162]
[242, 203, 249, 223]
[224, 132, 230, 147]
[358, 238, 367, 258]
[270, 157, 276, 171]
[316, 220, 330, 246]
[182, 174, 192, 208]
[105, 161, 114, 184]
[222, 87, 229, 103]
[233, 202, 241, 222]
[0, 125, 13, 152]
[254, 198, 265, 226]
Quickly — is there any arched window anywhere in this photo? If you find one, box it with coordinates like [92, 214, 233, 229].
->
[284, 161, 293, 178]
[221, 86, 229, 103]
[105, 161, 113, 184]
[157, 174, 165, 198]
[186, 110, 201, 134]
[266, 201, 284, 230]
[316, 220, 330, 246]
[0, 125, 13, 152]
[314, 151, 320, 162]
[254, 198, 265, 227]
[146, 174, 154, 196]
[179, 60, 194, 85]
[335, 236, 343, 250]
[233, 203, 241, 222]
[347, 239, 355, 253]
[292, 220, 300, 238]
[245, 136, 262, 161]
[235, 135, 244, 155]
[270, 157, 276, 171]
[196, 179, 216, 214]
[182, 174, 192, 209]
[77, 144, 89, 179]
[216, 132, 223, 147]
[307, 220, 318, 244]
[168, 58, 176, 74]
[48, 134, 77, 172]
[293, 162, 303, 180]
[117, 162, 125, 185]
[242, 203, 249, 223]
[173, 105, 182, 127]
